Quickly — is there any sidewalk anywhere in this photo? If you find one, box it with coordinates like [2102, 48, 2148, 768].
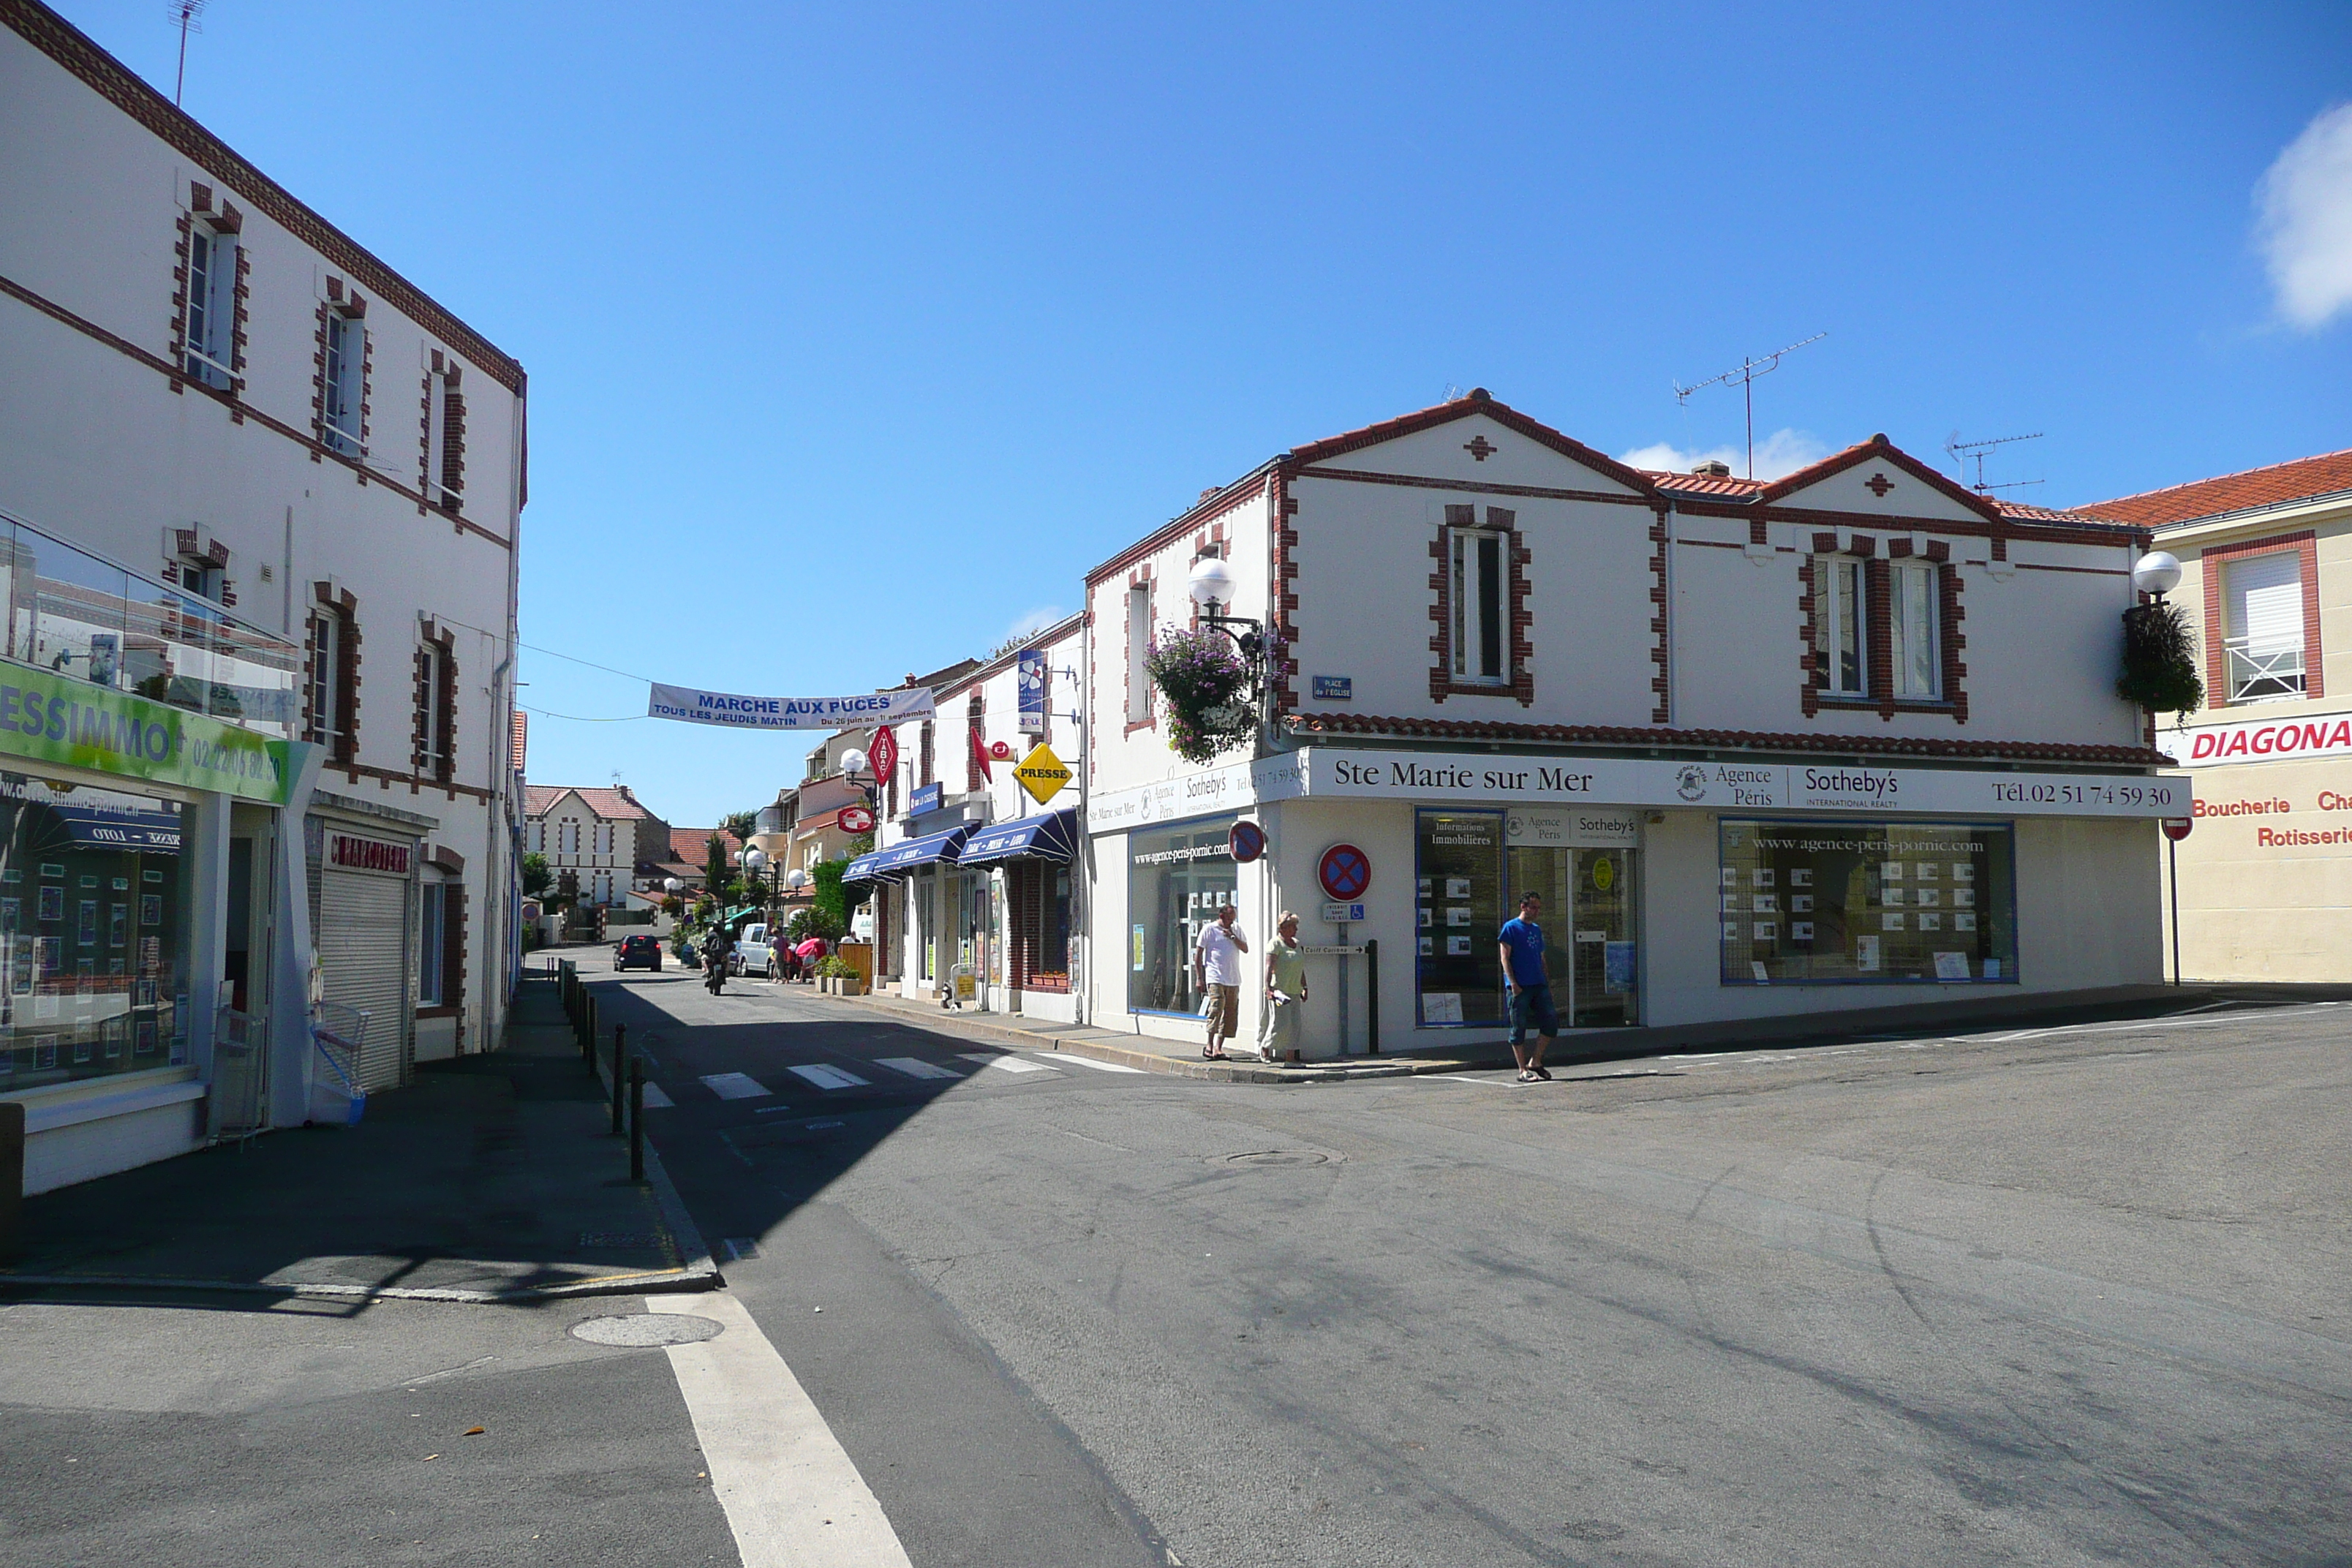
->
[0, 973, 717, 1303]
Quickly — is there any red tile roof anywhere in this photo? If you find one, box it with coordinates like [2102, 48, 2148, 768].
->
[522, 785, 653, 821]
[670, 826, 739, 864]
[2078, 448, 2352, 529]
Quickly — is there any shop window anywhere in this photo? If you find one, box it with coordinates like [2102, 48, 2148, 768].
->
[1414, 810, 1507, 1026]
[1126, 818, 1236, 1016]
[1011, 862, 1071, 990]
[1719, 819, 2017, 985]
[1814, 555, 1866, 696]
[1892, 562, 1940, 698]
[0, 779, 187, 1089]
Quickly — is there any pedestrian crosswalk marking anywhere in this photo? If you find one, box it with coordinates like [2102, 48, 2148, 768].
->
[959, 1052, 1055, 1074]
[874, 1057, 962, 1080]
[1042, 1052, 1144, 1074]
[701, 1072, 772, 1100]
[641, 1082, 676, 1108]
[787, 1063, 871, 1090]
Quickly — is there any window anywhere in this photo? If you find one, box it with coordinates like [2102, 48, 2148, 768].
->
[306, 611, 342, 745]
[418, 883, 445, 1006]
[1814, 556, 1865, 696]
[562, 820, 578, 856]
[323, 313, 364, 457]
[416, 639, 453, 778]
[531, 821, 544, 853]
[184, 224, 236, 389]
[1891, 562, 1940, 698]
[2225, 551, 2305, 702]
[1450, 528, 1506, 684]
[1720, 819, 2016, 985]
[1126, 582, 1153, 722]
[918, 721, 935, 787]
[1127, 818, 1237, 1015]
[965, 690, 985, 792]
[424, 363, 466, 511]
[1414, 810, 1507, 1026]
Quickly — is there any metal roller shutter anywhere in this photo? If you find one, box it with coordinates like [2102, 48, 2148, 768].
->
[320, 869, 410, 1090]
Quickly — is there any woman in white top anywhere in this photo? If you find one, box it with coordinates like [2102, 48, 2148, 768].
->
[1257, 911, 1309, 1066]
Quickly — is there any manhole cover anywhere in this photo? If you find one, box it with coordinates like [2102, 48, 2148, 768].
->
[1219, 1150, 1336, 1168]
[570, 1313, 725, 1347]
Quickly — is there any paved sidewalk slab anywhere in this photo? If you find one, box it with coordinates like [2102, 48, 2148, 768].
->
[1, 975, 717, 1303]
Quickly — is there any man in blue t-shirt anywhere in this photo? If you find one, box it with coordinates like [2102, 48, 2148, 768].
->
[1497, 892, 1556, 1082]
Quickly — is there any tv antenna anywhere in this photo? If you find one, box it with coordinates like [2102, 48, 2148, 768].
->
[167, 0, 206, 108]
[1944, 430, 2045, 494]
[1673, 331, 1826, 479]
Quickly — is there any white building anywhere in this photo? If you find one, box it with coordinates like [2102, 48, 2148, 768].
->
[851, 620, 1086, 1020]
[1079, 391, 2177, 1057]
[523, 785, 666, 908]
[0, 2, 524, 1188]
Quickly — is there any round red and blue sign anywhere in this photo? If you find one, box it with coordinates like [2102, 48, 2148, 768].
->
[1228, 821, 1265, 864]
[1317, 843, 1371, 902]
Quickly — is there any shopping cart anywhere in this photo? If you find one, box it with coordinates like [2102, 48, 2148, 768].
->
[308, 1000, 371, 1126]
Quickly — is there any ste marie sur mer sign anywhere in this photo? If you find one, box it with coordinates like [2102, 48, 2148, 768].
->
[648, 682, 937, 732]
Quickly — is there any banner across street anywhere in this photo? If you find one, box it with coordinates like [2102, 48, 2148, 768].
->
[647, 682, 936, 732]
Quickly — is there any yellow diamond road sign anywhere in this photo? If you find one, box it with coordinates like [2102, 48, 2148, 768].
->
[1012, 742, 1072, 805]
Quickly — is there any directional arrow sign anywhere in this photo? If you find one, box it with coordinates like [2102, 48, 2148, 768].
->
[1011, 742, 1073, 805]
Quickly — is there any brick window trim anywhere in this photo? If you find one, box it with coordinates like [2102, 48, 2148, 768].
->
[412, 620, 457, 785]
[2199, 530, 2324, 705]
[965, 687, 987, 794]
[1123, 569, 1157, 736]
[1799, 532, 1967, 724]
[309, 286, 372, 460]
[1648, 505, 1670, 723]
[1428, 505, 1534, 706]
[417, 881, 469, 1039]
[418, 354, 467, 520]
[306, 582, 362, 765]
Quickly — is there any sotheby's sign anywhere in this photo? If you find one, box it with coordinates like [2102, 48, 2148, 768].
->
[648, 682, 936, 732]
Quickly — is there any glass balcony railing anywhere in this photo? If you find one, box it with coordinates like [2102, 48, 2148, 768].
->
[0, 510, 298, 739]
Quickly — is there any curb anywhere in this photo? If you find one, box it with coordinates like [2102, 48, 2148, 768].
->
[0, 1264, 717, 1305]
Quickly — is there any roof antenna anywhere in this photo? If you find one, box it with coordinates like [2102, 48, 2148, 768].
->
[167, 0, 206, 108]
[1944, 430, 2046, 494]
[1673, 332, 1826, 480]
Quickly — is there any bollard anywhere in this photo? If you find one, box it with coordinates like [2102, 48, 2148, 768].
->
[629, 1057, 646, 1183]
[1363, 938, 1380, 1055]
[611, 1023, 627, 1134]
[0, 1099, 23, 1261]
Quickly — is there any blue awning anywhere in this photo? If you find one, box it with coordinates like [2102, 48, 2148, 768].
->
[845, 825, 968, 883]
[45, 806, 182, 853]
[956, 809, 1078, 868]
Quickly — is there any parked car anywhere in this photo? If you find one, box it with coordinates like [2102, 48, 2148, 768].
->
[732, 922, 778, 979]
[614, 933, 663, 972]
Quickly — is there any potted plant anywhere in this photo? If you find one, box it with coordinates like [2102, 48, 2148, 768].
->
[1145, 625, 1256, 765]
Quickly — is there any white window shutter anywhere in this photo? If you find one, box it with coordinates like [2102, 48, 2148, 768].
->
[2229, 552, 2302, 655]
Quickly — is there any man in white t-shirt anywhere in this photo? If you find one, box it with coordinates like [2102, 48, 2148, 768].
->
[1193, 903, 1249, 1060]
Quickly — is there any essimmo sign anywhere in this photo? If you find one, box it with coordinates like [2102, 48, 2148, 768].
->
[648, 682, 936, 732]
[2159, 715, 2352, 767]
[0, 660, 290, 803]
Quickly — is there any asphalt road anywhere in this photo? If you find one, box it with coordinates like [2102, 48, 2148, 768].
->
[7, 954, 2347, 1567]
[611, 956, 2352, 1567]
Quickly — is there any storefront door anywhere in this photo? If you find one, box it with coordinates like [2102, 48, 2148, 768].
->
[1501, 845, 1639, 1028]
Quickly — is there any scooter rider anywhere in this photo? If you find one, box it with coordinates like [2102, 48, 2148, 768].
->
[704, 924, 734, 995]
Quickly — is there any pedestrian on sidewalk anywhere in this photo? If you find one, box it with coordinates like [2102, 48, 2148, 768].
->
[1194, 902, 1249, 1060]
[1499, 892, 1556, 1083]
[1256, 911, 1308, 1066]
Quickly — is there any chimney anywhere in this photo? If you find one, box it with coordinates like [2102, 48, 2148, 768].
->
[1199, 487, 1220, 503]
[1691, 459, 1732, 478]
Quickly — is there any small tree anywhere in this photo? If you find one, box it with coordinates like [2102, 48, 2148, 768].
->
[720, 810, 760, 845]
[521, 853, 551, 899]
[704, 834, 730, 900]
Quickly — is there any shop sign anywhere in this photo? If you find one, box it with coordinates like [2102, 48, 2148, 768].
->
[869, 725, 898, 783]
[1085, 753, 1306, 834]
[908, 782, 944, 817]
[0, 659, 290, 804]
[1017, 649, 1047, 734]
[837, 804, 875, 834]
[1506, 807, 1639, 848]
[2157, 714, 2352, 767]
[1012, 742, 1071, 805]
[1302, 748, 2182, 818]
[331, 834, 411, 875]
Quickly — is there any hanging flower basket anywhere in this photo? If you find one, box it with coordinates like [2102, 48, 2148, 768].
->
[2117, 601, 2203, 716]
[1147, 626, 1257, 765]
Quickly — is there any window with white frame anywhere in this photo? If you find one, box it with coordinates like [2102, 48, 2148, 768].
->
[1449, 527, 1507, 685]
[1126, 583, 1152, 722]
[2224, 552, 2306, 701]
[418, 642, 448, 771]
[1891, 561, 1940, 698]
[323, 313, 364, 456]
[1814, 555, 1866, 696]
[184, 224, 236, 389]
[306, 611, 342, 744]
[425, 366, 465, 511]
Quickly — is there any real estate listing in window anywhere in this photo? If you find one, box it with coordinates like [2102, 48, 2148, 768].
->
[1719, 819, 2016, 984]
[1415, 809, 1504, 1025]
[1127, 817, 1237, 1017]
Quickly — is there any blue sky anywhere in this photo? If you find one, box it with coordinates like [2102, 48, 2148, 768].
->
[57, 1, 2352, 826]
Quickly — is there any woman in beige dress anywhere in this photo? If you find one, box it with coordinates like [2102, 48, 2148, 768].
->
[1257, 911, 1309, 1066]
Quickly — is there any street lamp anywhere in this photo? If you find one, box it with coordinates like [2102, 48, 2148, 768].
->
[2132, 551, 2183, 602]
[1187, 554, 1262, 659]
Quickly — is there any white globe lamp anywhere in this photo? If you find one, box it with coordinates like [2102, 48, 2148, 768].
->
[840, 748, 869, 777]
[785, 867, 810, 891]
[2131, 551, 2183, 600]
[1188, 555, 1237, 611]
[743, 847, 767, 876]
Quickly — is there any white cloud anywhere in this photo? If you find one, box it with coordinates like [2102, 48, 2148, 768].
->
[1001, 605, 1065, 644]
[2257, 102, 2352, 331]
[1617, 428, 1828, 482]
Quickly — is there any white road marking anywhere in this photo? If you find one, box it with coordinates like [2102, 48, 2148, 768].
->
[787, 1063, 871, 1090]
[958, 1052, 1056, 1074]
[873, 1057, 961, 1080]
[649, 1291, 914, 1568]
[640, 1082, 675, 1109]
[701, 1072, 772, 1101]
[1042, 1052, 1145, 1073]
